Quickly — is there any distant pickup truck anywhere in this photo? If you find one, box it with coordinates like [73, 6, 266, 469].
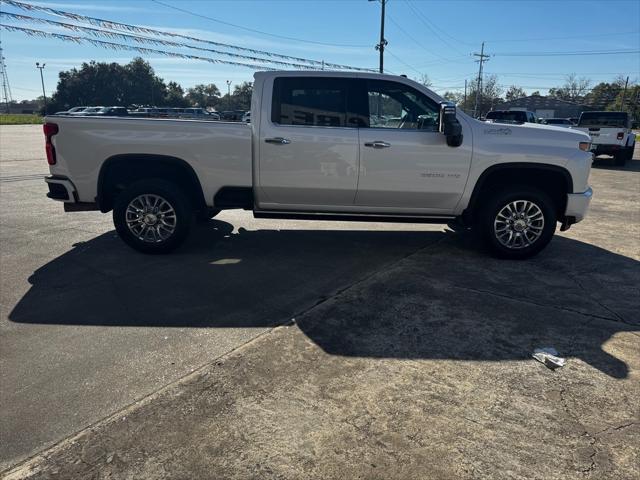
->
[43, 71, 593, 259]
[485, 110, 537, 125]
[572, 111, 635, 165]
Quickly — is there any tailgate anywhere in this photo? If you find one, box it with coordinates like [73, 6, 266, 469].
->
[583, 127, 626, 146]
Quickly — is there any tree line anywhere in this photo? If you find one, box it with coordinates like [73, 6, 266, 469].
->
[442, 74, 639, 119]
[8, 57, 638, 120]
[43, 58, 252, 113]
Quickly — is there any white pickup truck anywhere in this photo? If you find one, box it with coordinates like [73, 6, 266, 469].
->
[571, 111, 635, 166]
[43, 71, 593, 259]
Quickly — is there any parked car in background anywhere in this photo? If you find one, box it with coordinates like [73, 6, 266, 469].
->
[572, 111, 635, 165]
[207, 111, 221, 120]
[130, 107, 159, 118]
[486, 110, 537, 124]
[69, 106, 103, 116]
[54, 106, 89, 115]
[242, 111, 251, 123]
[83, 106, 129, 117]
[543, 118, 574, 128]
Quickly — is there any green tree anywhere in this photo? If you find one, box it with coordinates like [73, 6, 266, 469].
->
[186, 83, 221, 108]
[231, 82, 253, 110]
[583, 78, 626, 109]
[505, 85, 526, 102]
[459, 75, 503, 117]
[48, 57, 167, 111]
[164, 81, 189, 107]
[548, 73, 591, 102]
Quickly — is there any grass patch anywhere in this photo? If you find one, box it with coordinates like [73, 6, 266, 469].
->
[0, 114, 43, 125]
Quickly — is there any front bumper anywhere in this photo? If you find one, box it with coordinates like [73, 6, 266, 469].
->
[562, 187, 593, 230]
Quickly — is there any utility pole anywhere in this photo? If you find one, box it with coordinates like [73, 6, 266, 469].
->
[369, 0, 387, 73]
[0, 45, 12, 114]
[619, 76, 629, 110]
[473, 42, 489, 118]
[36, 62, 47, 114]
[226, 80, 231, 110]
[464, 79, 467, 111]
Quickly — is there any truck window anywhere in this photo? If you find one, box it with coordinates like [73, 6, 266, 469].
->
[272, 77, 348, 127]
[578, 112, 628, 128]
[365, 80, 439, 130]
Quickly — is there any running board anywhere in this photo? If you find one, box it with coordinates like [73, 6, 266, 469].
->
[253, 210, 456, 224]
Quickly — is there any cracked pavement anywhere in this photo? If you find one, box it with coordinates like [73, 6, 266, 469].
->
[1, 126, 639, 479]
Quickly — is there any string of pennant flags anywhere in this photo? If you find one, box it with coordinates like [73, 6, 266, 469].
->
[0, 24, 284, 71]
[1, 0, 376, 72]
[0, 12, 329, 70]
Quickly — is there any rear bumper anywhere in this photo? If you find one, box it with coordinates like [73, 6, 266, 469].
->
[45, 175, 77, 203]
[563, 187, 593, 228]
[592, 144, 624, 156]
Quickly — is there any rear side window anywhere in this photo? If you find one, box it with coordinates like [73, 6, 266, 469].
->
[578, 112, 628, 128]
[272, 77, 349, 127]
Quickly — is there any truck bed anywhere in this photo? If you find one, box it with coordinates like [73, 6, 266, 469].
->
[47, 116, 253, 205]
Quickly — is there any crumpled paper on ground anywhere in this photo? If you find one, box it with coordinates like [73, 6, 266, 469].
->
[533, 347, 566, 369]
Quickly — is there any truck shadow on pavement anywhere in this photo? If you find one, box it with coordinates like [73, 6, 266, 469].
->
[592, 157, 640, 172]
[9, 221, 639, 379]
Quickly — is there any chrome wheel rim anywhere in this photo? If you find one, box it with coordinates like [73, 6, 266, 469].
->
[125, 194, 177, 243]
[493, 200, 544, 250]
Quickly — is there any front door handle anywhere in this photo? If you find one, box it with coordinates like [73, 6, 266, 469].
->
[364, 141, 391, 149]
[265, 137, 291, 145]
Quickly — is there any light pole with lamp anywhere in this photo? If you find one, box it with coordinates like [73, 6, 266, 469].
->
[35, 62, 47, 114]
[226, 80, 232, 111]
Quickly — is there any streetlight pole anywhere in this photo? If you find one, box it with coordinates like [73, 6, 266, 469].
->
[369, 0, 387, 74]
[36, 62, 47, 114]
[226, 80, 231, 111]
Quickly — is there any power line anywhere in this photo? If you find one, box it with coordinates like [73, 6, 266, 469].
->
[384, 47, 422, 76]
[2, 0, 373, 70]
[150, 0, 371, 48]
[495, 49, 640, 57]
[403, 0, 469, 54]
[0, 12, 374, 71]
[484, 30, 640, 44]
[0, 24, 281, 70]
[385, 13, 450, 62]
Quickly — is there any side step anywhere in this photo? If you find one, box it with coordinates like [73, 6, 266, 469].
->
[253, 210, 456, 224]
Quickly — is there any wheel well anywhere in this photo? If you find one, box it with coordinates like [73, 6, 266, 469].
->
[465, 164, 572, 220]
[97, 154, 206, 213]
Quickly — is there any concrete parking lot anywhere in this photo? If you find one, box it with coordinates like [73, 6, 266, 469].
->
[1, 125, 638, 479]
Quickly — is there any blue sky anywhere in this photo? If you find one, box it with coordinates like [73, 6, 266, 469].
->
[1, 0, 639, 101]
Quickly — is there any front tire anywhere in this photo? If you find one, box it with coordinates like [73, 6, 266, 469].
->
[113, 179, 193, 254]
[476, 186, 557, 260]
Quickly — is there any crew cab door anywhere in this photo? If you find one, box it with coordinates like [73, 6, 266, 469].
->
[355, 79, 472, 213]
[257, 76, 361, 208]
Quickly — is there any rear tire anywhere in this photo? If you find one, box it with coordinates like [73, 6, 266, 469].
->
[113, 179, 193, 254]
[475, 186, 557, 260]
[625, 145, 635, 162]
[614, 150, 627, 166]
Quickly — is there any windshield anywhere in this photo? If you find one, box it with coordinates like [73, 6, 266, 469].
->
[578, 112, 628, 127]
[486, 111, 527, 123]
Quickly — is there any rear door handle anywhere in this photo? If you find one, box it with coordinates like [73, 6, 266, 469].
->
[364, 141, 391, 149]
[265, 137, 291, 145]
